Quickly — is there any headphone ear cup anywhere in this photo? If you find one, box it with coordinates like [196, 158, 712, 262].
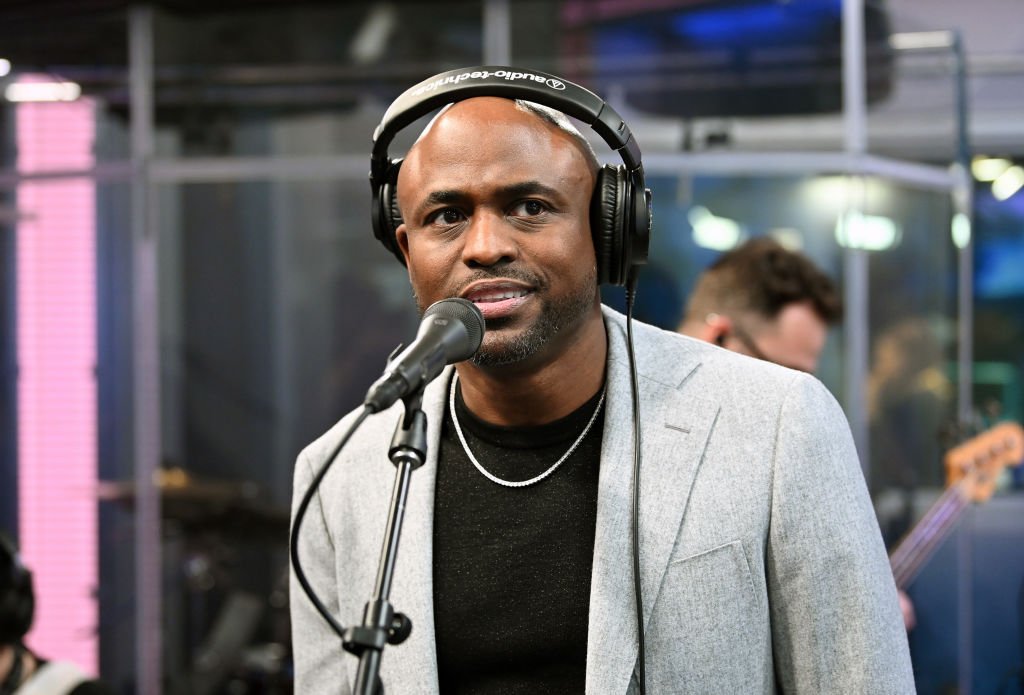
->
[591, 164, 627, 286]
[372, 160, 407, 265]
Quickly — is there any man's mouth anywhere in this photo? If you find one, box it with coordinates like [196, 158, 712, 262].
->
[472, 288, 529, 303]
[462, 283, 533, 319]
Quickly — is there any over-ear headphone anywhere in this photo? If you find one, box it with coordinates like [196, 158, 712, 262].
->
[369, 66, 652, 287]
[0, 533, 34, 644]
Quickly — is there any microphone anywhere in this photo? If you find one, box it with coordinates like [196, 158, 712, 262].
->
[364, 297, 485, 412]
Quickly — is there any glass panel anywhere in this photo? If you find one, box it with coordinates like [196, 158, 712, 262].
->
[610, 173, 958, 502]
[968, 175, 1024, 694]
[866, 180, 959, 513]
[0, 7, 133, 688]
[974, 178, 1024, 428]
[0, 175, 134, 687]
[94, 180, 137, 690]
[155, 177, 418, 686]
[606, 173, 848, 394]
[864, 180, 961, 692]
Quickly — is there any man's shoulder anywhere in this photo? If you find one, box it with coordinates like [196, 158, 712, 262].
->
[600, 305, 804, 393]
[295, 366, 452, 473]
[297, 403, 398, 470]
[600, 303, 703, 362]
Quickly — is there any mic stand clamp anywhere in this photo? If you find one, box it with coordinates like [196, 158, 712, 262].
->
[344, 389, 428, 695]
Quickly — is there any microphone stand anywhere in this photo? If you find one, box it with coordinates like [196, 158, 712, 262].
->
[342, 388, 426, 695]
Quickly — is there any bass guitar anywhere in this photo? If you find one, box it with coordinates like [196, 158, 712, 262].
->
[889, 421, 1024, 589]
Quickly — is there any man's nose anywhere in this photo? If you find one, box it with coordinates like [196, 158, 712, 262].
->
[461, 209, 517, 268]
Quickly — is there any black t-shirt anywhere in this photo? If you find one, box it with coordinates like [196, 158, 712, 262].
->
[432, 378, 604, 694]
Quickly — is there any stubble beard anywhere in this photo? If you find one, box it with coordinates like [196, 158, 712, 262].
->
[412, 264, 599, 368]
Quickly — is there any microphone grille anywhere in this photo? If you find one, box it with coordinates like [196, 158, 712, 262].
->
[424, 297, 485, 352]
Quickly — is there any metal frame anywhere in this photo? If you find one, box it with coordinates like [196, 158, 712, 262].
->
[128, 7, 162, 695]
[842, 0, 870, 467]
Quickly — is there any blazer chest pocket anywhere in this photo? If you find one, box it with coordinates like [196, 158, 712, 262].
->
[645, 540, 769, 692]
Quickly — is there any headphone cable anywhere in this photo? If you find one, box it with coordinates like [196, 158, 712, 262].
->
[290, 407, 372, 640]
[625, 274, 646, 695]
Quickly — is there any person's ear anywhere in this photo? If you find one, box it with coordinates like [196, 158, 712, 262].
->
[396, 223, 413, 271]
[701, 313, 732, 347]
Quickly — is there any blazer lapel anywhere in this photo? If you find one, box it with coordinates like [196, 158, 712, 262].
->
[586, 317, 721, 694]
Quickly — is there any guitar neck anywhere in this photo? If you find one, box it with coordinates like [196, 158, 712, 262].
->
[889, 482, 971, 589]
[889, 421, 1024, 589]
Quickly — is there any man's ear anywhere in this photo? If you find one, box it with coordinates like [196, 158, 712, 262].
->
[700, 313, 732, 347]
[395, 223, 413, 270]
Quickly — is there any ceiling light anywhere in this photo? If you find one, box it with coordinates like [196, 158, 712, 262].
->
[5, 81, 81, 103]
[951, 213, 971, 249]
[971, 156, 1012, 182]
[992, 165, 1024, 201]
[835, 211, 900, 251]
[689, 206, 743, 251]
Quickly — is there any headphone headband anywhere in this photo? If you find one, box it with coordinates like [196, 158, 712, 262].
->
[370, 66, 644, 185]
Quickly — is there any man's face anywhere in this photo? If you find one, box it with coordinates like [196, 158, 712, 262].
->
[394, 98, 600, 368]
[726, 301, 828, 373]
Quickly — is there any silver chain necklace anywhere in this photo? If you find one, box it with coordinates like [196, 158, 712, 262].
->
[448, 372, 606, 488]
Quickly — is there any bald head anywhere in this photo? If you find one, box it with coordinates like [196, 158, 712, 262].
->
[398, 98, 599, 208]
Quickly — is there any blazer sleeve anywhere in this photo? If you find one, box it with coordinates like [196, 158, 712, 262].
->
[766, 373, 915, 693]
[290, 449, 353, 695]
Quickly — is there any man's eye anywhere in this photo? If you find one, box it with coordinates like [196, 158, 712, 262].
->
[430, 208, 463, 225]
[513, 200, 546, 216]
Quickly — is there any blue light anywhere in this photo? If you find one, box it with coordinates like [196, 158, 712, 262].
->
[671, 0, 841, 46]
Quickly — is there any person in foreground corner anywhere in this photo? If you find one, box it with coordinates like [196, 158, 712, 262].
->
[0, 533, 115, 695]
[290, 66, 915, 694]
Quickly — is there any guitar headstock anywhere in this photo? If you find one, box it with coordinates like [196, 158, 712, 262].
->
[945, 421, 1024, 502]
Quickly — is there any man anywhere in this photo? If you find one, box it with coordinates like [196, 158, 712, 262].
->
[0, 533, 114, 695]
[678, 237, 842, 374]
[679, 238, 916, 629]
[291, 75, 913, 693]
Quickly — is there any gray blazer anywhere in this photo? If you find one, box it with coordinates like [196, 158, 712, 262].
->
[291, 306, 915, 694]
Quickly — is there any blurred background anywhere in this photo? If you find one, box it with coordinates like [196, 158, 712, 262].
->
[0, 0, 1021, 692]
